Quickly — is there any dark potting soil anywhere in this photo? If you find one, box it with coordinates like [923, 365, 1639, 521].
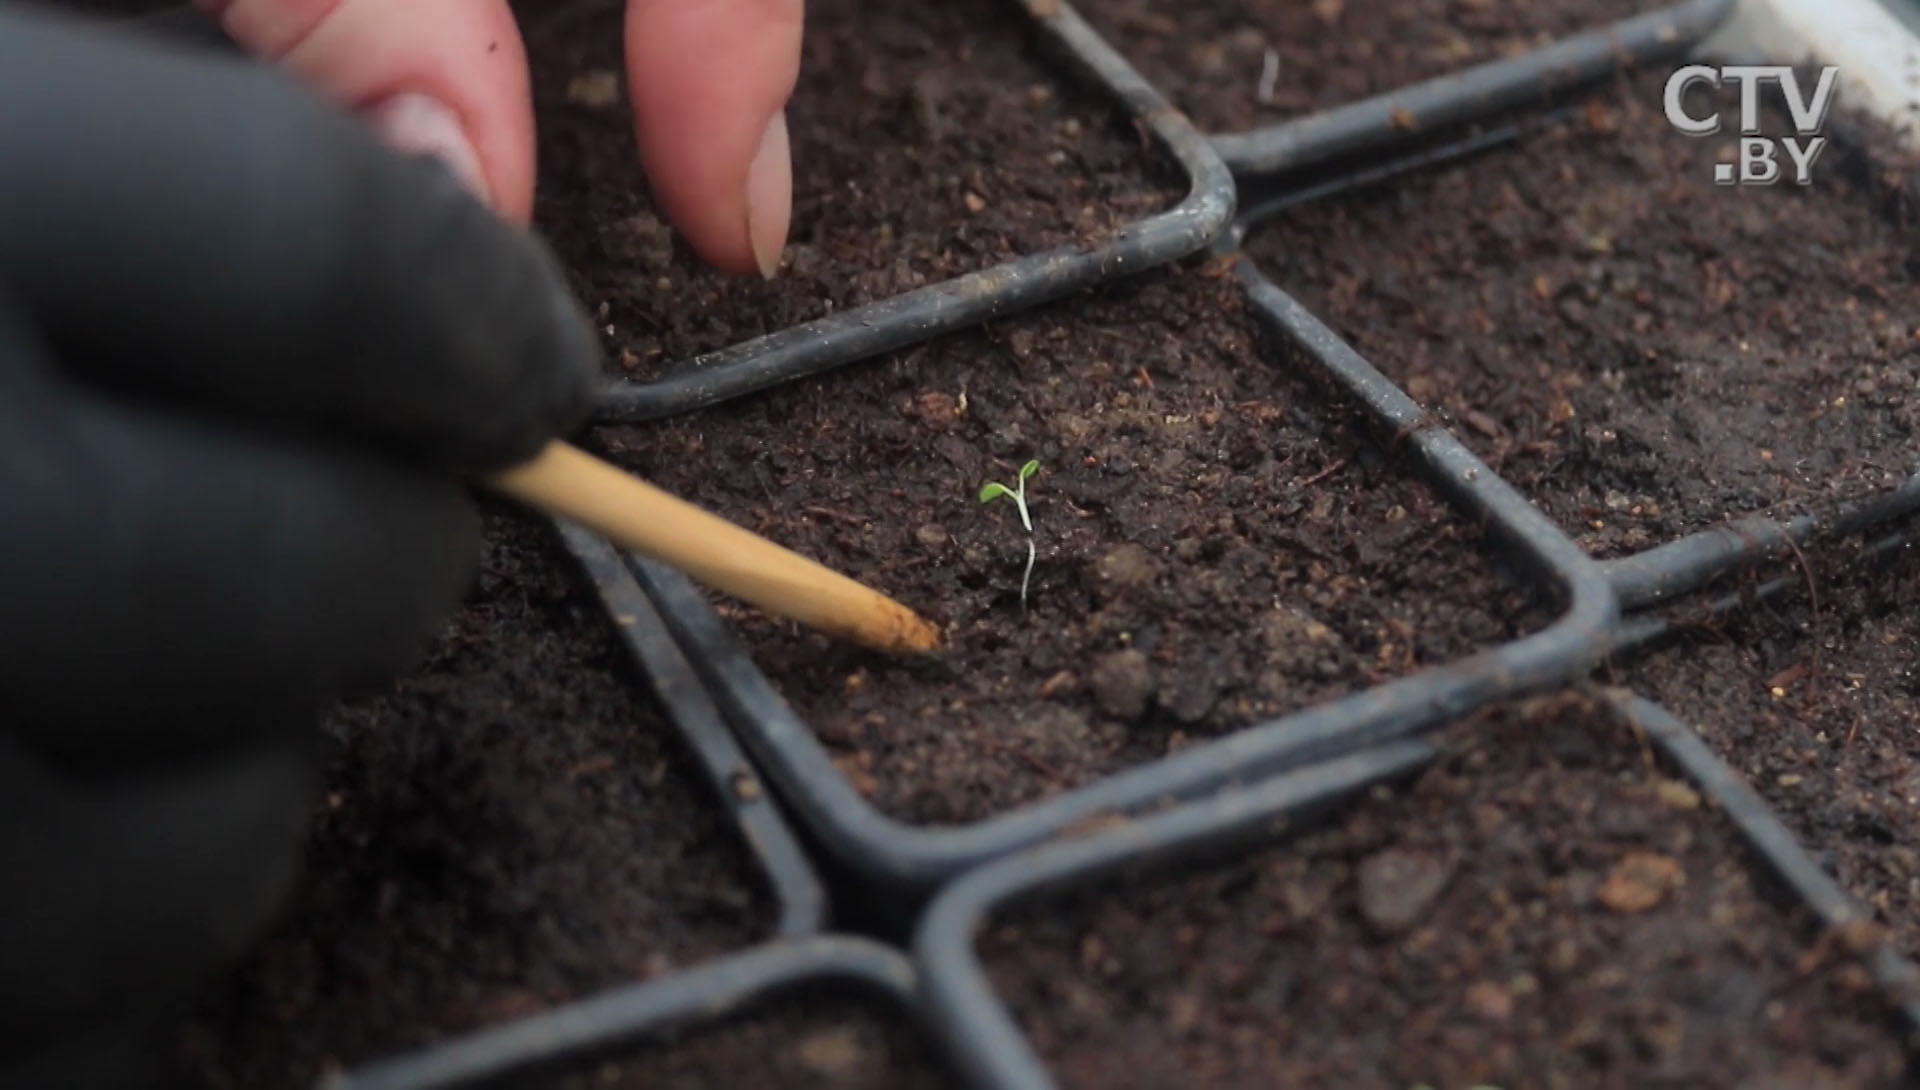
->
[1074, 0, 1650, 133]
[980, 690, 1912, 1089]
[1627, 541, 1920, 966]
[1248, 70, 1920, 557]
[167, 510, 773, 1088]
[596, 262, 1548, 826]
[522, 0, 1182, 379]
[537, 998, 947, 1090]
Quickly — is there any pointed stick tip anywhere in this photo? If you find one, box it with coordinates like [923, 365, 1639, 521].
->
[871, 602, 943, 656]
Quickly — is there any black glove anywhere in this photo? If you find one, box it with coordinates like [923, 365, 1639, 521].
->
[0, 6, 601, 1086]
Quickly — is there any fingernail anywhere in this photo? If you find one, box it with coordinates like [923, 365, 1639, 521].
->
[368, 92, 493, 207]
[745, 111, 791, 280]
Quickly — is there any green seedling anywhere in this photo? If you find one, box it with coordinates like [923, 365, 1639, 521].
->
[978, 459, 1040, 610]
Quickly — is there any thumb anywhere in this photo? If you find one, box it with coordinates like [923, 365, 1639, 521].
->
[198, 0, 536, 221]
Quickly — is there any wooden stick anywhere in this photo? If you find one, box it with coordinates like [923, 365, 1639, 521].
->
[487, 441, 941, 656]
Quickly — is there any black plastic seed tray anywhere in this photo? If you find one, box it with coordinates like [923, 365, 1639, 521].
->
[610, 3, 1646, 902]
[1231, 247, 1920, 665]
[389, 0, 1920, 1081]
[911, 740, 1437, 1090]
[1086, 0, 1735, 184]
[385, 0, 1920, 1082]
[910, 690, 1920, 1090]
[634, 484, 1605, 898]
[1226, 60, 1920, 633]
[1603, 471, 1920, 613]
[1222, 0, 1732, 180]
[591, 0, 1235, 423]
[1218, 64, 1920, 1070]
[591, 0, 1739, 424]
[631, 416, 1613, 902]
[312, 528, 958, 1090]
[1594, 552, 1920, 1046]
[1609, 523, 1917, 655]
[323, 935, 944, 1090]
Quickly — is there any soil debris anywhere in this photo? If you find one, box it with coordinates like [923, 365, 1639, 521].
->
[1356, 846, 1452, 934]
[1595, 850, 1686, 914]
[1089, 650, 1155, 721]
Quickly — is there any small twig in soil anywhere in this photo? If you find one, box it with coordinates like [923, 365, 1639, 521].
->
[873, 556, 932, 578]
[979, 459, 1042, 611]
[1298, 457, 1349, 488]
[803, 505, 870, 528]
[565, 755, 617, 781]
[1256, 49, 1280, 105]
[977, 735, 1064, 782]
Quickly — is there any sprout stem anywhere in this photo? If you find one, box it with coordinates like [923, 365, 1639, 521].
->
[1020, 538, 1036, 611]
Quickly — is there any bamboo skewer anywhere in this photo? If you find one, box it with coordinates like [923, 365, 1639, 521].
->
[488, 441, 942, 656]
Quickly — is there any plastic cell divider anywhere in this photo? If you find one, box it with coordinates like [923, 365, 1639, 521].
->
[555, 519, 829, 936]
[1209, 0, 1736, 181]
[323, 937, 939, 1090]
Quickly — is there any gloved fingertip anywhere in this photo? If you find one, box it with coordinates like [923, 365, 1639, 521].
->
[367, 92, 492, 209]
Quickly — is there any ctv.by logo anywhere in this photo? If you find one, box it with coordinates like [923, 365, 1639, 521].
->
[1663, 65, 1839, 186]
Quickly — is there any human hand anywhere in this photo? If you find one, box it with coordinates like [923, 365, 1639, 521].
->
[0, 8, 599, 1084]
[189, 0, 805, 278]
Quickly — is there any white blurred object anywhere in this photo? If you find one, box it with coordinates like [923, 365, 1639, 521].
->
[1701, 0, 1920, 145]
